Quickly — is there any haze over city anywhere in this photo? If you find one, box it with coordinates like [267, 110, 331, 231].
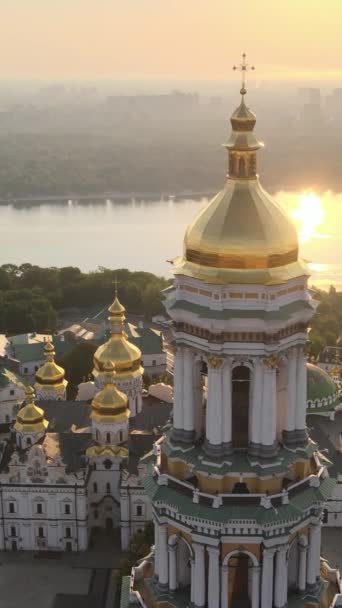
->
[0, 0, 342, 81]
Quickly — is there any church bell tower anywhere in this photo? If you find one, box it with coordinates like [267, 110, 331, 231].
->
[141, 55, 336, 608]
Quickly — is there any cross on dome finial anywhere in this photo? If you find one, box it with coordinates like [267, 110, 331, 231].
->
[233, 53, 255, 97]
[114, 275, 118, 296]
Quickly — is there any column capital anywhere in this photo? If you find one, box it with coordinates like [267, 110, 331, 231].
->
[276, 543, 288, 556]
[206, 545, 220, 556]
[263, 546, 276, 558]
[208, 355, 223, 369]
[193, 542, 205, 554]
[263, 354, 280, 369]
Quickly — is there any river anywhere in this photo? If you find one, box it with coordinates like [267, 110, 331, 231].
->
[0, 192, 341, 289]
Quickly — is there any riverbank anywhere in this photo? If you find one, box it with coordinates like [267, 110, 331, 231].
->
[0, 191, 214, 206]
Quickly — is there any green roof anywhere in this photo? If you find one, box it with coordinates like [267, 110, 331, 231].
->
[120, 577, 132, 608]
[168, 298, 313, 322]
[160, 431, 317, 478]
[144, 458, 335, 527]
[307, 363, 338, 401]
[12, 339, 74, 364]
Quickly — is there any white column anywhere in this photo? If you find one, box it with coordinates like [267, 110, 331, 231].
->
[261, 366, 277, 448]
[298, 542, 308, 592]
[168, 541, 178, 591]
[193, 543, 206, 608]
[154, 521, 160, 578]
[193, 361, 203, 437]
[296, 348, 307, 432]
[120, 489, 130, 551]
[158, 524, 169, 588]
[307, 523, 321, 587]
[251, 565, 261, 608]
[222, 359, 232, 447]
[206, 358, 223, 449]
[173, 348, 184, 432]
[261, 548, 275, 608]
[285, 349, 297, 433]
[207, 547, 220, 608]
[250, 359, 263, 446]
[190, 558, 196, 604]
[221, 564, 229, 608]
[274, 545, 288, 608]
[183, 349, 195, 435]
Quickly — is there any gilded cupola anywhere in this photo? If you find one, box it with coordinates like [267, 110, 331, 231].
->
[34, 341, 67, 401]
[91, 361, 130, 423]
[14, 386, 48, 434]
[174, 67, 308, 285]
[93, 294, 143, 380]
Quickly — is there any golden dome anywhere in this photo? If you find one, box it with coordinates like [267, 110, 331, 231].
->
[91, 361, 130, 422]
[14, 387, 48, 433]
[174, 91, 308, 285]
[35, 341, 66, 387]
[93, 295, 142, 378]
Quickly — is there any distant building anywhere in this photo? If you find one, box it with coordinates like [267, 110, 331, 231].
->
[318, 346, 342, 372]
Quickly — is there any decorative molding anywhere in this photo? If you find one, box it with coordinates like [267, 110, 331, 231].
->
[207, 355, 223, 369]
[263, 355, 280, 369]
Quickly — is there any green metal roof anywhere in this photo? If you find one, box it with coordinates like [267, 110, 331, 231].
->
[307, 363, 338, 401]
[143, 458, 335, 527]
[12, 339, 74, 364]
[161, 432, 317, 479]
[169, 298, 313, 322]
[120, 576, 132, 608]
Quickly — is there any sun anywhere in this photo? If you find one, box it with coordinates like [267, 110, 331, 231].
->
[291, 192, 324, 243]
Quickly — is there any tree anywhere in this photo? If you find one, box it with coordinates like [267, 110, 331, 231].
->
[59, 341, 97, 398]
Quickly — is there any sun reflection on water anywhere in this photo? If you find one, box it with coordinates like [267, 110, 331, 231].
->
[275, 190, 342, 289]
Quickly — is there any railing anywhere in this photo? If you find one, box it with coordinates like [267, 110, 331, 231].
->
[152, 465, 327, 510]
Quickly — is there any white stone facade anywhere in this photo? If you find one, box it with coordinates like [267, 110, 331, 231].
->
[0, 441, 88, 551]
[0, 381, 25, 424]
[167, 274, 313, 456]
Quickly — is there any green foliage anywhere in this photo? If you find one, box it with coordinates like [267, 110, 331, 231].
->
[0, 264, 170, 336]
[307, 287, 342, 358]
[120, 522, 154, 575]
[59, 341, 97, 399]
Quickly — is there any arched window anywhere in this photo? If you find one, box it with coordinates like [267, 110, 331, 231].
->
[238, 157, 245, 177]
[232, 365, 250, 448]
[26, 437, 32, 448]
[106, 432, 111, 444]
[106, 482, 111, 494]
[119, 431, 123, 442]
[93, 482, 98, 493]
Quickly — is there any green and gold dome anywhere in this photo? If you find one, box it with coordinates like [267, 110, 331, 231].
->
[307, 362, 340, 411]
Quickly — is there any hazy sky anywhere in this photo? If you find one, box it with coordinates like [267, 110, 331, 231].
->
[1, 0, 341, 80]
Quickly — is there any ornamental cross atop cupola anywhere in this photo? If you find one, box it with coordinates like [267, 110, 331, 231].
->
[233, 53, 255, 96]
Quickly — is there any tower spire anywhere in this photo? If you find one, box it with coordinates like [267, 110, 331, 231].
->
[233, 52, 255, 97]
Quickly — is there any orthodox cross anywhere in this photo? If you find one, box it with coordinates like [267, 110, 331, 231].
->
[233, 53, 255, 96]
[114, 276, 119, 296]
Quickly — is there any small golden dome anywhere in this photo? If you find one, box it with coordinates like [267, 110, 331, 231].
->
[91, 362, 130, 422]
[35, 341, 66, 387]
[108, 296, 126, 317]
[14, 387, 48, 433]
[93, 294, 142, 378]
